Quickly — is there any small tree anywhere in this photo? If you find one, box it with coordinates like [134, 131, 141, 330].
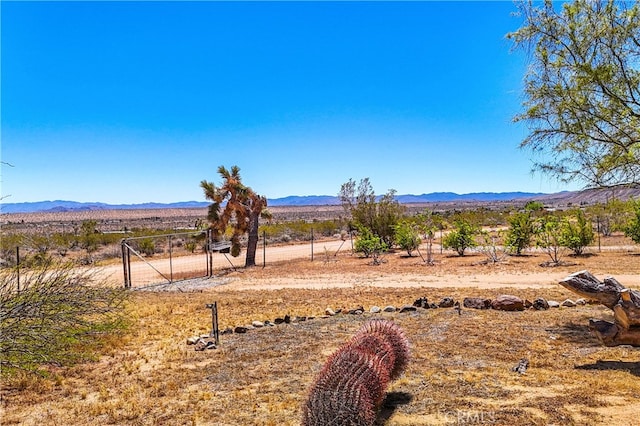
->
[394, 221, 421, 257]
[476, 230, 511, 264]
[536, 215, 567, 265]
[415, 210, 441, 265]
[339, 178, 405, 247]
[505, 211, 535, 255]
[560, 209, 595, 255]
[624, 200, 640, 244]
[442, 219, 477, 256]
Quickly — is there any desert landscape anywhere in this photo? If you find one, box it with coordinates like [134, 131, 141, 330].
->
[1, 204, 639, 426]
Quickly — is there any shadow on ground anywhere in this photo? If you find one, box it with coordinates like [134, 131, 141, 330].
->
[547, 321, 601, 346]
[376, 391, 413, 425]
[576, 360, 640, 377]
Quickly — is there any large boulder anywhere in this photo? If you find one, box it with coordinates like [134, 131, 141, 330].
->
[491, 295, 525, 311]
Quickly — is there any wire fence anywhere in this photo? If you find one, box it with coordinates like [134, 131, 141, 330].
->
[120, 229, 355, 289]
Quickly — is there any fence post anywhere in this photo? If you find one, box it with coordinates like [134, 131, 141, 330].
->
[121, 239, 130, 289]
[16, 246, 20, 292]
[262, 230, 266, 268]
[311, 227, 314, 261]
[168, 235, 174, 283]
[207, 229, 214, 277]
[206, 302, 220, 345]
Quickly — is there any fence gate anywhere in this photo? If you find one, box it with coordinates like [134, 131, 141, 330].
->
[121, 230, 213, 289]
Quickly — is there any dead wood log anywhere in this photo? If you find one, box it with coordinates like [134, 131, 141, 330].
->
[559, 271, 640, 347]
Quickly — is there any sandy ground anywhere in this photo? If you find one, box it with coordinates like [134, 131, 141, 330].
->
[213, 271, 640, 291]
[103, 236, 639, 293]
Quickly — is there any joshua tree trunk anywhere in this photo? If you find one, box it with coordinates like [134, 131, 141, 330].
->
[559, 270, 640, 347]
[245, 211, 260, 267]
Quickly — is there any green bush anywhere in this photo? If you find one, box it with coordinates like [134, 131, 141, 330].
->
[394, 221, 421, 256]
[442, 219, 477, 256]
[505, 212, 535, 255]
[560, 209, 594, 255]
[624, 200, 640, 244]
[354, 226, 388, 259]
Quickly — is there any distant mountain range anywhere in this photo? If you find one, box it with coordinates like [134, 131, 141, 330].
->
[2, 187, 638, 214]
[0, 191, 547, 214]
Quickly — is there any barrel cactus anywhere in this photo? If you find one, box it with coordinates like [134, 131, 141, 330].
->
[301, 319, 410, 426]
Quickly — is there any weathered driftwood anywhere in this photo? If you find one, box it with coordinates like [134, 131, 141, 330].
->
[559, 270, 640, 347]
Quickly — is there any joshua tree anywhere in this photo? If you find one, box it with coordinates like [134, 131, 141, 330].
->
[200, 165, 270, 267]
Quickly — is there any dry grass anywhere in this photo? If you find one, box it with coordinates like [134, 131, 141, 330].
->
[1, 243, 639, 425]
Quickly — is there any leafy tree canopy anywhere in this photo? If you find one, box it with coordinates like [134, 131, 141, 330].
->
[509, 0, 640, 188]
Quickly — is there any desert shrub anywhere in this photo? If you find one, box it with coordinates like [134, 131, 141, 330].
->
[394, 220, 421, 256]
[505, 211, 535, 255]
[137, 238, 156, 256]
[442, 219, 478, 256]
[0, 261, 129, 376]
[560, 209, 594, 255]
[354, 226, 388, 261]
[476, 230, 511, 263]
[339, 178, 405, 247]
[624, 200, 640, 244]
[0, 234, 23, 267]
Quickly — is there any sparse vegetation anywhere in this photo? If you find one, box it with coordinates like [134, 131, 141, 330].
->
[1, 203, 639, 425]
[0, 261, 129, 376]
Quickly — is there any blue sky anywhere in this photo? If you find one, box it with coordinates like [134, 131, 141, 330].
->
[1, 1, 580, 204]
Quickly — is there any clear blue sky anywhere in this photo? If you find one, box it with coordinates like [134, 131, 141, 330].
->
[1, 1, 580, 204]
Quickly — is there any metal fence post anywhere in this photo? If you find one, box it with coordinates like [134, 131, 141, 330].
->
[16, 246, 20, 292]
[311, 227, 314, 261]
[207, 229, 213, 277]
[262, 230, 266, 268]
[121, 239, 130, 289]
[168, 235, 173, 283]
[206, 302, 219, 345]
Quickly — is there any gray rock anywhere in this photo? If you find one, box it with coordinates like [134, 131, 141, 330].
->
[547, 300, 560, 308]
[561, 299, 577, 307]
[325, 308, 336, 316]
[463, 297, 492, 310]
[186, 336, 200, 345]
[370, 306, 381, 314]
[348, 306, 364, 315]
[399, 305, 417, 313]
[252, 321, 264, 328]
[383, 305, 396, 312]
[575, 298, 587, 306]
[533, 298, 549, 310]
[234, 326, 249, 334]
[438, 297, 455, 308]
[274, 317, 285, 325]
[413, 297, 429, 308]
